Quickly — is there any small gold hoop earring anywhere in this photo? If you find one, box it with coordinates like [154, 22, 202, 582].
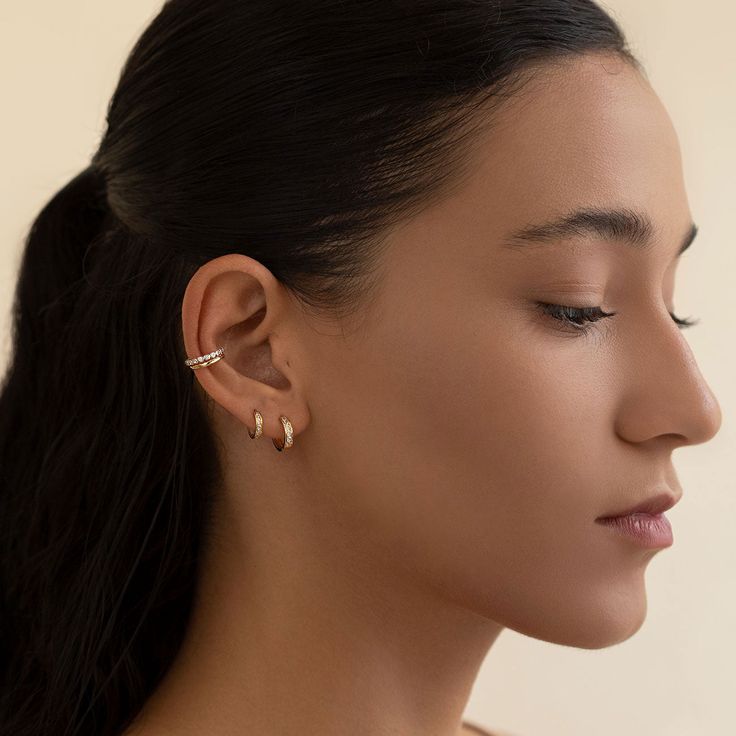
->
[273, 415, 294, 452]
[184, 346, 225, 370]
[248, 409, 263, 439]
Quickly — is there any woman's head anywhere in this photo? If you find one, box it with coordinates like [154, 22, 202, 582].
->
[0, 1, 721, 735]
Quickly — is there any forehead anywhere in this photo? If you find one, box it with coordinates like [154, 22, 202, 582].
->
[457, 52, 689, 239]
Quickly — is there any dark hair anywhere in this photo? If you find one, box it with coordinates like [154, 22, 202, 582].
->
[0, 2, 640, 734]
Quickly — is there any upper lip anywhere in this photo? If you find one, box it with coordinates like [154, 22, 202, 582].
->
[597, 491, 680, 520]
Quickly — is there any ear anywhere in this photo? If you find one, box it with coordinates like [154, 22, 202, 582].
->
[181, 253, 311, 448]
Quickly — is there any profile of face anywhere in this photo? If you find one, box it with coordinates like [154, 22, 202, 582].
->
[184, 52, 722, 656]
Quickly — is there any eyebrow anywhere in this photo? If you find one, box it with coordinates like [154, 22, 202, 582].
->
[501, 206, 698, 259]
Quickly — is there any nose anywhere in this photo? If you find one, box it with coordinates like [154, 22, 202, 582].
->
[614, 317, 722, 448]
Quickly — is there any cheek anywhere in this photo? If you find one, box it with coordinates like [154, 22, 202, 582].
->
[368, 302, 614, 529]
[319, 306, 650, 648]
[441, 324, 653, 646]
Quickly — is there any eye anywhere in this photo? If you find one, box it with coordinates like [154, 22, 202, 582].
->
[536, 302, 699, 334]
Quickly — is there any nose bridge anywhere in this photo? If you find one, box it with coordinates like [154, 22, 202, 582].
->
[616, 314, 722, 446]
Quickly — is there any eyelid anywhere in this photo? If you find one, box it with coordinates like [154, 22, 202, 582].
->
[535, 301, 699, 332]
[535, 279, 603, 293]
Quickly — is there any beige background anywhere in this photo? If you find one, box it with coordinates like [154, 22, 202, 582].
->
[1, 2, 733, 734]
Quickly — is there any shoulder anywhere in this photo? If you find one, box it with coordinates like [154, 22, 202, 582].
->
[461, 719, 520, 736]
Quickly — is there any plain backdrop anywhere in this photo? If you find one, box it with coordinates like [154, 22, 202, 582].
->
[1, 2, 734, 735]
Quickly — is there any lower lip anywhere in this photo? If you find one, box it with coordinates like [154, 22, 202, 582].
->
[595, 512, 673, 548]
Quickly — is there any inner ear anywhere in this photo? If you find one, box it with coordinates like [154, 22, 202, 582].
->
[223, 317, 290, 390]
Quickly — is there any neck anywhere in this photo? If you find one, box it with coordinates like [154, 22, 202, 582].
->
[127, 480, 504, 736]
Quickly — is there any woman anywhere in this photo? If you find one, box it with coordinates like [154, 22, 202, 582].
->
[0, 1, 722, 735]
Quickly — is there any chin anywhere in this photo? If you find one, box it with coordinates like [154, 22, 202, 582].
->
[494, 582, 650, 650]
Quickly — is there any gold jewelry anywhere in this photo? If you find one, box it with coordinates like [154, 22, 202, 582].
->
[185, 346, 225, 370]
[273, 415, 294, 452]
[184, 349, 293, 453]
[248, 409, 264, 439]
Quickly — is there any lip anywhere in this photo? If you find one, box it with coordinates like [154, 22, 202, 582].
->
[596, 491, 680, 521]
[596, 512, 674, 548]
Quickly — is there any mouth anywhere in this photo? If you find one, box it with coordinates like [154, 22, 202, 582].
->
[595, 491, 679, 549]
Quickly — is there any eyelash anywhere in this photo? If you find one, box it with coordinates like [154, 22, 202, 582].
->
[536, 302, 699, 334]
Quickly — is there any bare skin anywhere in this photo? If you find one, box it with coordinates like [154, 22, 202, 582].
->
[125, 52, 721, 736]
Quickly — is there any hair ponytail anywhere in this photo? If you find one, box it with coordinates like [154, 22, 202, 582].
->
[0, 163, 220, 736]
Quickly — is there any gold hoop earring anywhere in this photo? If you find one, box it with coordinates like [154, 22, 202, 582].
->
[248, 409, 264, 439]
[185, 346, 225, 370]
[273, 415, 294, 452]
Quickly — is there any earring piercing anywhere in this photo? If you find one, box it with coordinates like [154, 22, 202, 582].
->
[185, 346, 225, 370]
[273, 415, 294, 452]
[248, 409, 264, 439]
